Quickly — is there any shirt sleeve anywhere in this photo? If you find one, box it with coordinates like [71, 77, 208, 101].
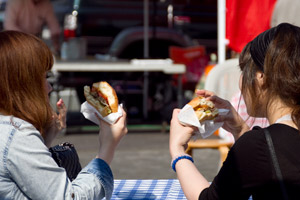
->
[6, 124, 113, 200]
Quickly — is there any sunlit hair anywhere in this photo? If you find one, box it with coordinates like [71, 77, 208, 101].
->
[239, 42, 262, 116]
[0, 31, 54, 136]
[239, 23, 300, 129]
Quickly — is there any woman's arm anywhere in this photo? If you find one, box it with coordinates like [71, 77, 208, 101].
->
[169, 107, 249, 200]
[169, 109, 210, 200]
[7, 128, 100, 200]
[7, 107, 127, 200]
[96, 107, 128, 164]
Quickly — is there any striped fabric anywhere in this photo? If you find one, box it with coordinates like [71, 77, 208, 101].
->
[219, 91, 269, 143]
[106, 179, 186, 200]
[231, 91, 269, 128]
[106, 179, 253, 200]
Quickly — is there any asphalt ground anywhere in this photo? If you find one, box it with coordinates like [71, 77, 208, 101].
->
[53, 127, 221, 182]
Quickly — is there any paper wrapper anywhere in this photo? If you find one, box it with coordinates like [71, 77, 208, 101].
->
[80, 101, 123, 125]
[178, 104, 229, 139]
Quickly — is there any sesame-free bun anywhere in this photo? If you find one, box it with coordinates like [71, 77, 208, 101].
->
[187, 96, 218, 122]
[84, 81, 118, 117]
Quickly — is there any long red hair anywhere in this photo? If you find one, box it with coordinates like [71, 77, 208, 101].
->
[0, 31, 54, 136]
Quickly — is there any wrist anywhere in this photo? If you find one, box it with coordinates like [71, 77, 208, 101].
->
[171, 154, 194, 172]
[97, 147, 115, 165]
[170, 146, 186, 159]
[97, 142, 117, 165]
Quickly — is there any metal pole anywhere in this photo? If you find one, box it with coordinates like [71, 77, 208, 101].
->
[144, 0, 149, 58]
[73, 0, 80, 10]
[218, 0, 226, 64]
[143, 0, 149, 119]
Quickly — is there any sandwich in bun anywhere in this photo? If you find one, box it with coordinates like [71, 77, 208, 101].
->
[187, 96, 218, 122]
[84, 81, 118, 117]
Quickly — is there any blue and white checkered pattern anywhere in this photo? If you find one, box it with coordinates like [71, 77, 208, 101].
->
[105, 179, 186, 200]
[105, 179, 253, 200]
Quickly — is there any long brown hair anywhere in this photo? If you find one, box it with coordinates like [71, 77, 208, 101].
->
[0, 31, 54, 136]
[239, 23, 300, 129]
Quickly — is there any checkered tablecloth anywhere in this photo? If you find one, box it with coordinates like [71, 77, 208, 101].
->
[105, 179, 253, 200]
[107, 179, 186, 200]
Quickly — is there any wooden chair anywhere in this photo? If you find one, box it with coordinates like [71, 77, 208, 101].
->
[186, 138, 233, 168]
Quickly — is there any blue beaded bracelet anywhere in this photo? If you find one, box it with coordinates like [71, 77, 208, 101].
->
[171, 155, 194, 172]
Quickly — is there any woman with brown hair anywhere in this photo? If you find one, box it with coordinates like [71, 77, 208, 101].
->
[169, 23, 300, 200]
[0, 31, 128, 199]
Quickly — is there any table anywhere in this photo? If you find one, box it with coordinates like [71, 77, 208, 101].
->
[52, 59, 186, 119]
[104, 179, 252, 200]
[106, 179, 254, 200]
[107, 179, 187, 200]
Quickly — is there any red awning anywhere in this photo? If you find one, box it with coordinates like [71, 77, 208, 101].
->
[226, 0, 277, 53]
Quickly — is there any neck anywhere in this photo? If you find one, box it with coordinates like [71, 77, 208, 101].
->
[267, 98, 297, 129]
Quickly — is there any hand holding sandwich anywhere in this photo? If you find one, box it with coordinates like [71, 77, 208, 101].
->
[169, 93, 219, 157]
[169, 90, 247, 200]
[175, 90, 223, 139]
[170, 89, 249, 152]
[83, 81, 128, 164]
[169, 109, 197, 158]
[82, 81, 123, 125]
[195, 89, 249, 139]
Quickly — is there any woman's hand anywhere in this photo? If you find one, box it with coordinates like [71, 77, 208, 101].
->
[96, 107, 128, 164]
[55, 99, 67, 130]
[44, 99, 67, 147]
[169, 109, 197, 159]
[196, 90, 249, 139]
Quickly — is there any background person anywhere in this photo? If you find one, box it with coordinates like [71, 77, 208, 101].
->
[169, 23, 300, 200]
[218, 91, 270, 143]
[4, 0, 61, 54]
[0, 30, 128, 199]
[271, 0, 300, 27]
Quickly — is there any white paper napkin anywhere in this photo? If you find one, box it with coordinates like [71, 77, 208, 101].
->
[178, 104, 229, 139]
[80, 101, 123, 125]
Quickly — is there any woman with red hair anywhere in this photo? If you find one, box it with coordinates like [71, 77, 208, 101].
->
[0, 31, 127, 200]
